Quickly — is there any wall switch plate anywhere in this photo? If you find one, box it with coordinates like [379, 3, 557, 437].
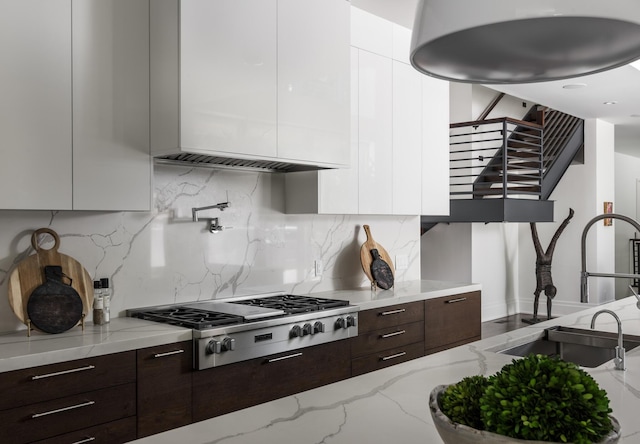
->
[395, 254, 408, 270]
[314, 260, 323, 277]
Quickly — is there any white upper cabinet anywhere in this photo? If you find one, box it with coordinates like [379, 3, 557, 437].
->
[0, 0, 151, 211]
[350, 6, 393, 58]
[421, 75, 450, 216]
[285, 6, 450, 216]
[0, 0, 73, 210]
[72, 0, 151, 211]
[151, 0, 350, 169]
[358, 50, 393, 215]
[178, 0, 277, 158]
[392, 61, 423, 215]
[277, 0, 350, 166]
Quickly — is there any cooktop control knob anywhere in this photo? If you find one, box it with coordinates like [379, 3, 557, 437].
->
[313, 321, 325, 334]
[290, 325, 302, 338]
[222, 337, 236, 352]
[335, 317, 347, 329]
[302, 323, 313, 336]
[347, 315, 357, 328]
[205, 339, 222, 354]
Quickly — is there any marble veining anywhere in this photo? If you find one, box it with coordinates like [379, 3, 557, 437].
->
[132, 296, 640, 444]
[0, 164, 420, 333]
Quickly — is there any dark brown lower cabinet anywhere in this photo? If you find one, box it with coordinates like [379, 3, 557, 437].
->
[137, 340, 193, 438]
[424, 291, 481, 354]
[0, 383, 136, 444]
[32, 417, 137, 444]
[192, 339, 351, 422]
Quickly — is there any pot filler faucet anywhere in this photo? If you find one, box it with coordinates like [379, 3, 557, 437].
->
[580, 213, 640, 303]
[192, 202, 229, 222]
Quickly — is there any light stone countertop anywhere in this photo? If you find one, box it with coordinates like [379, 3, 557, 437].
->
[0, 318, 192, 373]
[0, 280, 478, 374]
[132, 296, 640, 444]
[309, 279, 482, 310]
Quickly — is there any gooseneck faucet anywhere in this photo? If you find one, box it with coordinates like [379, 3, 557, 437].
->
[590, 309, 625, 371]
[580, 213, 640, 303]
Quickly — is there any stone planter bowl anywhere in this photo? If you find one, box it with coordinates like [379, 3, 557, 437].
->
[429, 384, 621, 444]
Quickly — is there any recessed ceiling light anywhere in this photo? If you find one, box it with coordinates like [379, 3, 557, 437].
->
[631, 60, 640, 71]
[603, 101, 618, 105]
[562, 83, 587, 89]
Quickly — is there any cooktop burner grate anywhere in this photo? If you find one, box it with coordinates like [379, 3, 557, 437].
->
[129, 306, 243, 330]
[231, 295, 350, 314]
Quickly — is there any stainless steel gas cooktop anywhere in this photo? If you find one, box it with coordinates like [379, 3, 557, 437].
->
[127, 292, 359, 370]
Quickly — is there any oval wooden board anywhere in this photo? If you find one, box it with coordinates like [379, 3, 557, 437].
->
[8, 229, 93, 327]
[359, 225, 395, 285]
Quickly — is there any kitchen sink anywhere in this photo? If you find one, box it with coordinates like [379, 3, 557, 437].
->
[498, 326, 640, 368]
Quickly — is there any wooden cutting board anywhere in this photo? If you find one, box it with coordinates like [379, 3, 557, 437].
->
[359, 225, 395, 285]
[8, 228, 93, 329]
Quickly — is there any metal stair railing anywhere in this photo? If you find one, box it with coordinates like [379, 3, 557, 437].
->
[449, 117, 543, 200]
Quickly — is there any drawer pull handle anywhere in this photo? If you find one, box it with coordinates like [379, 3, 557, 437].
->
[445, 297, 467, 304]
[154, 349, 185, 358]
[380, 308, 406, 316]
[267, 352, 303, 363]
[71, 437, 96, 444]
[31, 400, 95, 419]
[31, 365, 96, 380]
[381, 352, 407, 361]
[381, 330, 406, 339]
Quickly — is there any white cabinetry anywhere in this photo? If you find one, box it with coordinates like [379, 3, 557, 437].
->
[72, 0, 151, 211]
[0, 0, 72, 210]
[285, 6, 449, 216]
[358, 50, 393, 214]
[0, 0, 151, 211]
[151, 0, 350, 169]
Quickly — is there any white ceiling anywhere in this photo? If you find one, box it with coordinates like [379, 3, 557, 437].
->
[352, 0, 640, 157]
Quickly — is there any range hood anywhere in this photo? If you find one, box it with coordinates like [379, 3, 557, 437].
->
[154, 153, 334, 174]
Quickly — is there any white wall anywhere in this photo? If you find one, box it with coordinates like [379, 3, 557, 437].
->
[0, 165, 421, 333]
[517, 119, 615, 317]
[614, 152, 640, 297]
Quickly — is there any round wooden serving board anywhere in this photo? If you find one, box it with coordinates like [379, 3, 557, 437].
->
[359, 224, 395, 284]
[8, 228, 93, 328]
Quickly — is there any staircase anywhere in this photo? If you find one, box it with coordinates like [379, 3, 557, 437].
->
[422, 105, 584, 230]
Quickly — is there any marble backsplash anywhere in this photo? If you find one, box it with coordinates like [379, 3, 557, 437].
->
[0, 165, 420, 333]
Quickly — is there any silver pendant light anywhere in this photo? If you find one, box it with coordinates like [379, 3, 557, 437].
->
[410, 0, 640, 84]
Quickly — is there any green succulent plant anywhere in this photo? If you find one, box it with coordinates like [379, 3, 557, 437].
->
[439, 354, 613, 444]
[440, 375, 489, 430]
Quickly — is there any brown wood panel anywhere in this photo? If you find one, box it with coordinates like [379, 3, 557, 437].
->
[192, 356, 263, 422]
[193, 340, 351, 423]
[137, 341, 193, 438]
[425, 335, 482, 356]
[0, 382, 135, 444]
[32, 416, 137, 444]
[0, 351, 136, 411]
[351, 342, 424, 377]
[424, 291, 481, 352]
[351, 321, 424, 358]
[357, 301, 424, 333]
[257, 339, 351, 402]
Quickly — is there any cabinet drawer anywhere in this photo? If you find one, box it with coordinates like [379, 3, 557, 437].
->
[351, 321, 424, 358]
[0, 351, 136, 411]
[424, 291, 481, 352]
[0, 382, 136, 444]
[351, 342, 424, 376]
[357, 301, 424, 333]
[32, 416, 136, 444]
[137, 341, 193, 438]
